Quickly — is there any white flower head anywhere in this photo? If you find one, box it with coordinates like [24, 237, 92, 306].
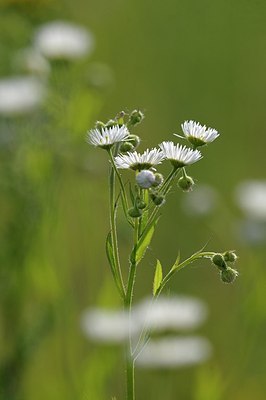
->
[0, 76, 45, 116]
[235, 180, 266, 220]
[34, 21, 94, 60]
[114, 148, 165, 171]
[87, 125, 130, 149]
[159, 141, 202, 168]
[179, 120, 219, 147]
[136, 336, 212, 369]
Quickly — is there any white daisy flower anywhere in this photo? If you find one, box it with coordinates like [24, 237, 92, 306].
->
[87, 125, 130, 149]
[114, 148, 164, 170]
[159, 141, 202, 168]
[179, 120, 219, 147]
[34, 21, 94, 60]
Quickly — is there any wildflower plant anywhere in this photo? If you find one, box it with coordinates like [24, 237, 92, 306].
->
[86, 110, 238, 400]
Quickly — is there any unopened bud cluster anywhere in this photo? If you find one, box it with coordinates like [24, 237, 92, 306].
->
[212, 251, 238, 284]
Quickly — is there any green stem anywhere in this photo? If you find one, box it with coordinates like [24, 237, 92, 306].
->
[156, 251, 215, 296]
[109, 157, 125, 299]
[108, 149, 133, 227]
[139, 168, 180, 240]
[124, 218, 139, 400]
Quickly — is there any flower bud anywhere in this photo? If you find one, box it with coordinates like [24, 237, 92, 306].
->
[95, 120, 106, 130]
[106, 119, 116, 127]
[212, 254, 227, 270]
[136, 170, 156, 189]
[128, 207, 142, 218]
[223, 251, 238, 263]
[127, 134, 141, 149]
[220, 267, 239, 284]
[150, 192, 165, 206]
[119, 141, 135, 153]
[116, 111, 126, 125]
[152, 173, 164, 188]
[129, 109, 144, 126]
[136, 198, 146, 210]
[178, 175, 194, 192]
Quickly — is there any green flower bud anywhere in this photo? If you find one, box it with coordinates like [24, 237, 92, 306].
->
[115, 111, 126, 126]
[136, 199, 146, 210]
[95, 120, 106, 130]
[128, 207, 142, 218]
[220, 267, 239, 284]
[152, 173, 164, 188]
[106, 119, 116, 127]
[129, 110, 144, 126]
[223, 251, 238, 263]
[178, 175, 194, 192]
[150, 192, 165, 206]
[127, 134, 141, 149]
[212, 254, 227, 270]
[119, 141, 135, 153]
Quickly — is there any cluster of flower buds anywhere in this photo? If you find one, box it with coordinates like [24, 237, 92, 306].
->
[211, 251, 238, 283]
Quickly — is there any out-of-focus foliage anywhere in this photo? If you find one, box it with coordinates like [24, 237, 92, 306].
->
[0, 0, 266, 399]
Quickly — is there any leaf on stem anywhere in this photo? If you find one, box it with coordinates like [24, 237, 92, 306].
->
[153, 259, 163, 296]
[170, 251, 181, 272]
[105, 231, 116, 276]
[129, 182, 136, 206]
[130, 218, 158, 265]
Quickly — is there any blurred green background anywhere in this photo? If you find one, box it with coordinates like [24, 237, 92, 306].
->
[0, 0, 266, 399]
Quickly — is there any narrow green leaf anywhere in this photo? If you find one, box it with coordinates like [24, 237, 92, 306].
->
[130, 218, 158, 265]
[170, 251, 181, 272]
[129, 182, 135, 206]
[153, 259, 163, 296]
[105, 232, 116, 275]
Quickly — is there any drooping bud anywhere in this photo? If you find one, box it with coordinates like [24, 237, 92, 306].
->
[136, 199, 146, 210]
[152, 173, 164, 188]
[136, 170, 156, 189]
[150, 192, 165, 206]
[220, 267, 239, 284]
[106, 119, 116, 127]
[128, 207, 142, 218]
[127, 134, 141, 149]
[223, 250, 238, 263]
[95, 120, 106, 130]
[212, 254, 227, 270]
[178, 175, 194, 192]
[119, 141, 135, 153]
[129, 109, 144, 126]
[115, 111, 126, 125]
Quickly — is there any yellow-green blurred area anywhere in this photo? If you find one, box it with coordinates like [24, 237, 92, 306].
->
[0, 0, 266, 399]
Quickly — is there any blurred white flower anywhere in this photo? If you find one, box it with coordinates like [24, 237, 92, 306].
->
[81, 295, 208, 344]
[0, 76, 45, 116]
[159, 141, 202, 168]
[236, 219, 266, 245]
[34, 21, 94, 60]
[235, 180, 266, 220]
[81, 308, 138, 343]
[179, 120, 219, 147]
[133, 295, 208, 332]
[182, 184, 218, 216]
[14, 48, 50, 77]
[136, 336, 212, 369]
[114, 148, 164, 170]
